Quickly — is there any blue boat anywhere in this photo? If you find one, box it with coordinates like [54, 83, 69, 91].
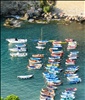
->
[30, 57, 42, 60]
[68, 77, 81, 84]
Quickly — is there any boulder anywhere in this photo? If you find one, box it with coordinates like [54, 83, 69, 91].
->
[28, 19, 34, 22]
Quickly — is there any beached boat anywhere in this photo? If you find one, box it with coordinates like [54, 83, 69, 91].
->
[17, 75, 33, 79]
[6, 38, 27, 43]
[10, 52, 27, 57]
[9, 47, 27, 52]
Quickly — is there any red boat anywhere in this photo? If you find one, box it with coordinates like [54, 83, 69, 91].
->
[65, 39, 74, 42]
[65, 88, 77, 92]
[51, 53, 63, 57]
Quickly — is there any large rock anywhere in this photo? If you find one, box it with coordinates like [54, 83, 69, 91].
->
[1, 1, 40, 16]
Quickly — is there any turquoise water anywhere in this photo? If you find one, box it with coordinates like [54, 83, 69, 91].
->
[1, 19, 85, 100]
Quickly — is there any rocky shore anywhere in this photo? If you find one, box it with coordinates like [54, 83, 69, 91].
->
[1, 1, 85, 28]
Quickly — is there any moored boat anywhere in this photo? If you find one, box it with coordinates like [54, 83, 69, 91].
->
[9, 47, 27, 52]
[6, 38, 27, 43]
[32, 54, 44, 58]
[36, 45, 45, 49]
[17, 75, 33, 79]
[10, 52, 27, 57]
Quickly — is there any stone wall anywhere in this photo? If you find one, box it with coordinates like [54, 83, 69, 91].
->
[54, 1, 85, 17]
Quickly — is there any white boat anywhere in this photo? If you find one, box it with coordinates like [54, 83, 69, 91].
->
[9, 47, 27, 52]
[15, 44, 27, 47]
[36, 28, 48, 48]
[17, 75, 33, 79]
[10, 52, 27, 57]
[65, 62, 75, 65]
[27, 64, 42, 70]
[37, 42, 46, 46]
[36, 45, 45, 49]
[32, 54, 44, 58]
[6, 38, 27, 43]
[69, 56, 78, 60]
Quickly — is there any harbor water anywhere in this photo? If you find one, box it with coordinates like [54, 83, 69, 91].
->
[1, 19, 85, 100]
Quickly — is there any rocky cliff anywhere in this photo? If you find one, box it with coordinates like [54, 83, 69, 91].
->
[1, 1, 40, 15]
[1, 1, 85, 17]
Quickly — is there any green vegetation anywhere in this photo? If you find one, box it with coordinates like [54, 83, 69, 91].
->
[0, 97, 4, 100]
[1, 94, 20, 100]
[43, 5, 51, 13]
[40, 0, 51, 13]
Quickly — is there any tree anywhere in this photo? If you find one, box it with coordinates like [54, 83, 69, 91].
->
[4, 94, 20, 100]
[0, 97, 4, 100]
[43, 5, 51, 13]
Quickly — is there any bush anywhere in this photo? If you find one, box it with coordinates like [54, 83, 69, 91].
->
[43, 5, 51, 13]
[0, 97, 4, 100]
[4, 94, 20, 100]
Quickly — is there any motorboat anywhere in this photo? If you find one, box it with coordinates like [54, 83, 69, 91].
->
[65, 88, 77, 92]
[48, 56, 61, 60]
[49, 48, 58, 52]
[51, 53, 63, 57]
[30, 57, 41, 61]
[52, 50, 63, 54]
[17, 75, 33, 79]
[36, 45, 45, 49]
[52, 44, 62, 48]
[10, 52, 27, 57]
[9, 47, 27, 52]
[69, 56, 78, 60]
[15, 44, 27, 47]
[70, 51, 79, 54]
[29, 59, 41, 64]
[37, 42, 46, 46]
[6, 38, 27, 43]
[65, 38, 74, 42]
[60, 87, 77, 100]
[32, 54, 44, 58]
[40, 95, 54, 100]
[64, 73, 78, 77]
[65, 59, 75, 65]
[67, 41, 77, 50]
[52, 40, 67, 45]
[67, 77, 82, 84]
[27, 64, 42, 69]
[38, 40, 48, 44]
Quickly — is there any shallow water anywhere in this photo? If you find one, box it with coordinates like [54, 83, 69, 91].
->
[1, 19, 85, 100]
